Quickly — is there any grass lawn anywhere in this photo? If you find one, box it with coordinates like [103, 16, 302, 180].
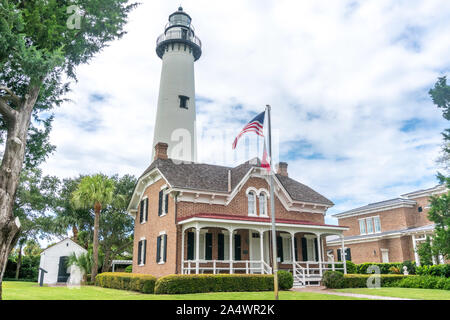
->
[2, 281, 365, 300]
[335, 287, 450, 300]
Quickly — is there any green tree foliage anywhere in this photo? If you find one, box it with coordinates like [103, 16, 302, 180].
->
[67, 251, 92, 283]
[417, 237, 433, 266]
[0, 0, 138, 299]
[71, 174, 115, 282]
[427, 76, 450, 261]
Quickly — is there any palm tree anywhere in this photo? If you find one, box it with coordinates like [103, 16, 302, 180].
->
[71, 174, 115, 282]
[67, 252, 93, 284]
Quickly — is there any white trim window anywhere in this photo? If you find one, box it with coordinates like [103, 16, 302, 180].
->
[139, 197, 148, 224]
[247, 191, 257, 216]
[374, 216, 381, 233]
[366, 217, 374, 234]
[138, 238, 147, 266]
[359, 219, 366, 235]
[156, 232, 167, 264]
[259, 192, 268, 217]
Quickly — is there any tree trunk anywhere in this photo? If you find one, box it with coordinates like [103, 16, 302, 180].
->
[91, 202, 101, 282]
[72, 225, 79, 242]
[0, 85, 41, 300]
[102, 249, 111, 273]
[15, 244, 22, 280]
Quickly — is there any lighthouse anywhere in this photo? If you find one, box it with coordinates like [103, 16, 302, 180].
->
[152, 7, 202, 162]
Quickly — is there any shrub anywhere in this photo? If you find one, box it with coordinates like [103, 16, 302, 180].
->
[416, 264, 450, 278]
[356, 263, 403, 274]
[154, 274, 274, 295]
[125, 265, 133, 273]
[323, 272, 407, 289]
[277, 270, 293, 290]
[95, 272, 157, 294]
[389, 266, 401, 274]
[322, 271, 344, 289]
[394, 275, 450, 290]
[328, 261, 357, 274]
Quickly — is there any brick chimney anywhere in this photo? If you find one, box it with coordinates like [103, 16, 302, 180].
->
[276, 162, 288, 177]
[154, 142, 168, 160]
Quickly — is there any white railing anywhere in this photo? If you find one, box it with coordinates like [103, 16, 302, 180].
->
[182, 260, 272, 275]
[293, 261, 346, 277]
[293, 262, 306, 286]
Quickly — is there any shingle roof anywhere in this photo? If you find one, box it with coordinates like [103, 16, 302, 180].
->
[333, 197, 416, 217]
[139, 158, 333, 206]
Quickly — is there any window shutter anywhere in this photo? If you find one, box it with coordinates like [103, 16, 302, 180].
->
[301, 238, 308, 261]
[276, 236, 284, 262]
[205, 233, 213, 260]
[139, 201, 144, 223]
[346, 248, 352, 262]
[158, 190, 163, 216]
[337, 249, 342, 262]
[165, 193, 169, 214]
[156, 236, 161, 263]
[218, 233, 224, 260]
[145, 198, 149, 221]
[143, 240, 147, 264]
[163, 235, 167, 262]
[187, 232, 194, 260]
[234, 234, 241, 261]
[138, 240, 142, 264]
[294, 237, 298, 261]
[314, 238, 319, 262]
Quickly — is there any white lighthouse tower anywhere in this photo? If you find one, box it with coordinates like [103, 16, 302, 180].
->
[152, 7, 202, 162]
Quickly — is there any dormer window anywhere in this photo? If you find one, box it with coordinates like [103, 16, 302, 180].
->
[247, 191, 256, 216]
[179, 95, 190, 109]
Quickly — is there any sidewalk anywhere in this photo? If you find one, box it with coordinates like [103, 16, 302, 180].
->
[293, 286, 415, 300]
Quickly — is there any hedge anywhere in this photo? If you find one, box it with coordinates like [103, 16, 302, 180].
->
[416, 264, 450, 278]
[356, 263, 403, 275]
[393, 275, 450, 290]
[154, 274, 283, 295]
[323, 271, 407, 289]
[95, 272, 157, 294]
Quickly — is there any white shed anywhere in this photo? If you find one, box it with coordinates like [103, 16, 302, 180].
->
[39, 238, 88, 285]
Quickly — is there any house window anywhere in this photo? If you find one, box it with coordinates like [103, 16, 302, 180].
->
[359, 219, 366, 235]
[366, 218, 374, 234]
[374, 216, 381, 233]
[247, 191, 256, 216]
[418, 206, 423, 213]
[156, 234, 167, 264]
[179, 95, 190, 109]
[158, 188, 169, 216]
[259, 192, 268, 217]
[139, 198, 148, 223]
[138, 239, 147, 266]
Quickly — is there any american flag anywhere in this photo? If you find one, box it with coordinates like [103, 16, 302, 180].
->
[232, 111, 265, 149]
[261, 139, 271, 173]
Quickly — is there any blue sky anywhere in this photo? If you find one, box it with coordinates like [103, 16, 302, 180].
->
[37, 0, 450, 226]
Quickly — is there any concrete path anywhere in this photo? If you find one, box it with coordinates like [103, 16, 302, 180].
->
[293, 286, 415, 300]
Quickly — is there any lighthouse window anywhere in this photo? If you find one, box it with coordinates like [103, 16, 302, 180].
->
[179, 95, 190, 109]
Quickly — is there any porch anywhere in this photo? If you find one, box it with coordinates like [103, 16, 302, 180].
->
[178, 214, 348, 287]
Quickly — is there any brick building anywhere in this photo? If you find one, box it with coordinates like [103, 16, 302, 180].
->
[326, 185, 447, 265]
[127, 143, 348, 286]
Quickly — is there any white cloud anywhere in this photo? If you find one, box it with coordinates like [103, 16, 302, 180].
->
[39, 0, 450, 223]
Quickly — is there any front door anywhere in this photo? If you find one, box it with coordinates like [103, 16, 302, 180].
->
[250, 233, 262, 273]
[57, 256, 70, 283]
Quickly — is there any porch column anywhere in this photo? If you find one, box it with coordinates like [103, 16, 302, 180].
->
[291, 232, 296, 276]
[412, 234, 420, 266]
[195, 227, 200, 274]
[259, 230, 264, 274]
[228, 228, 234, 274]
[316, 233, 323, 276]
[340, 235, 347, 274]
[439, 254, 445, 265]
[181, 227, 185, 274]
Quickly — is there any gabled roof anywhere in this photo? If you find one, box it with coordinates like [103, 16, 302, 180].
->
[41, 238, 87, 254]
[131, 158, 333, 209]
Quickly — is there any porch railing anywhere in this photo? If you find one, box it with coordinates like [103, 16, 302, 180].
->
[292, 261, 346, 277]
[182, 260, 272, 275]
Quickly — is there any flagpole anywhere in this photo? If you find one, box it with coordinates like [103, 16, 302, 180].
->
[266, 104, 279, 300]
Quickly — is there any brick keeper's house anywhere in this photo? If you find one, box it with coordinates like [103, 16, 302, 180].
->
[127, 143, 349, 287]
[326, 185, 448, 266]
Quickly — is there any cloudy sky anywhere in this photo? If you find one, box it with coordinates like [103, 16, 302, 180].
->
[39, 0, 450, 224]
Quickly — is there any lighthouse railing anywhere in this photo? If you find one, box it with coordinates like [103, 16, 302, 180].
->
[157, 30, 202, 48]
